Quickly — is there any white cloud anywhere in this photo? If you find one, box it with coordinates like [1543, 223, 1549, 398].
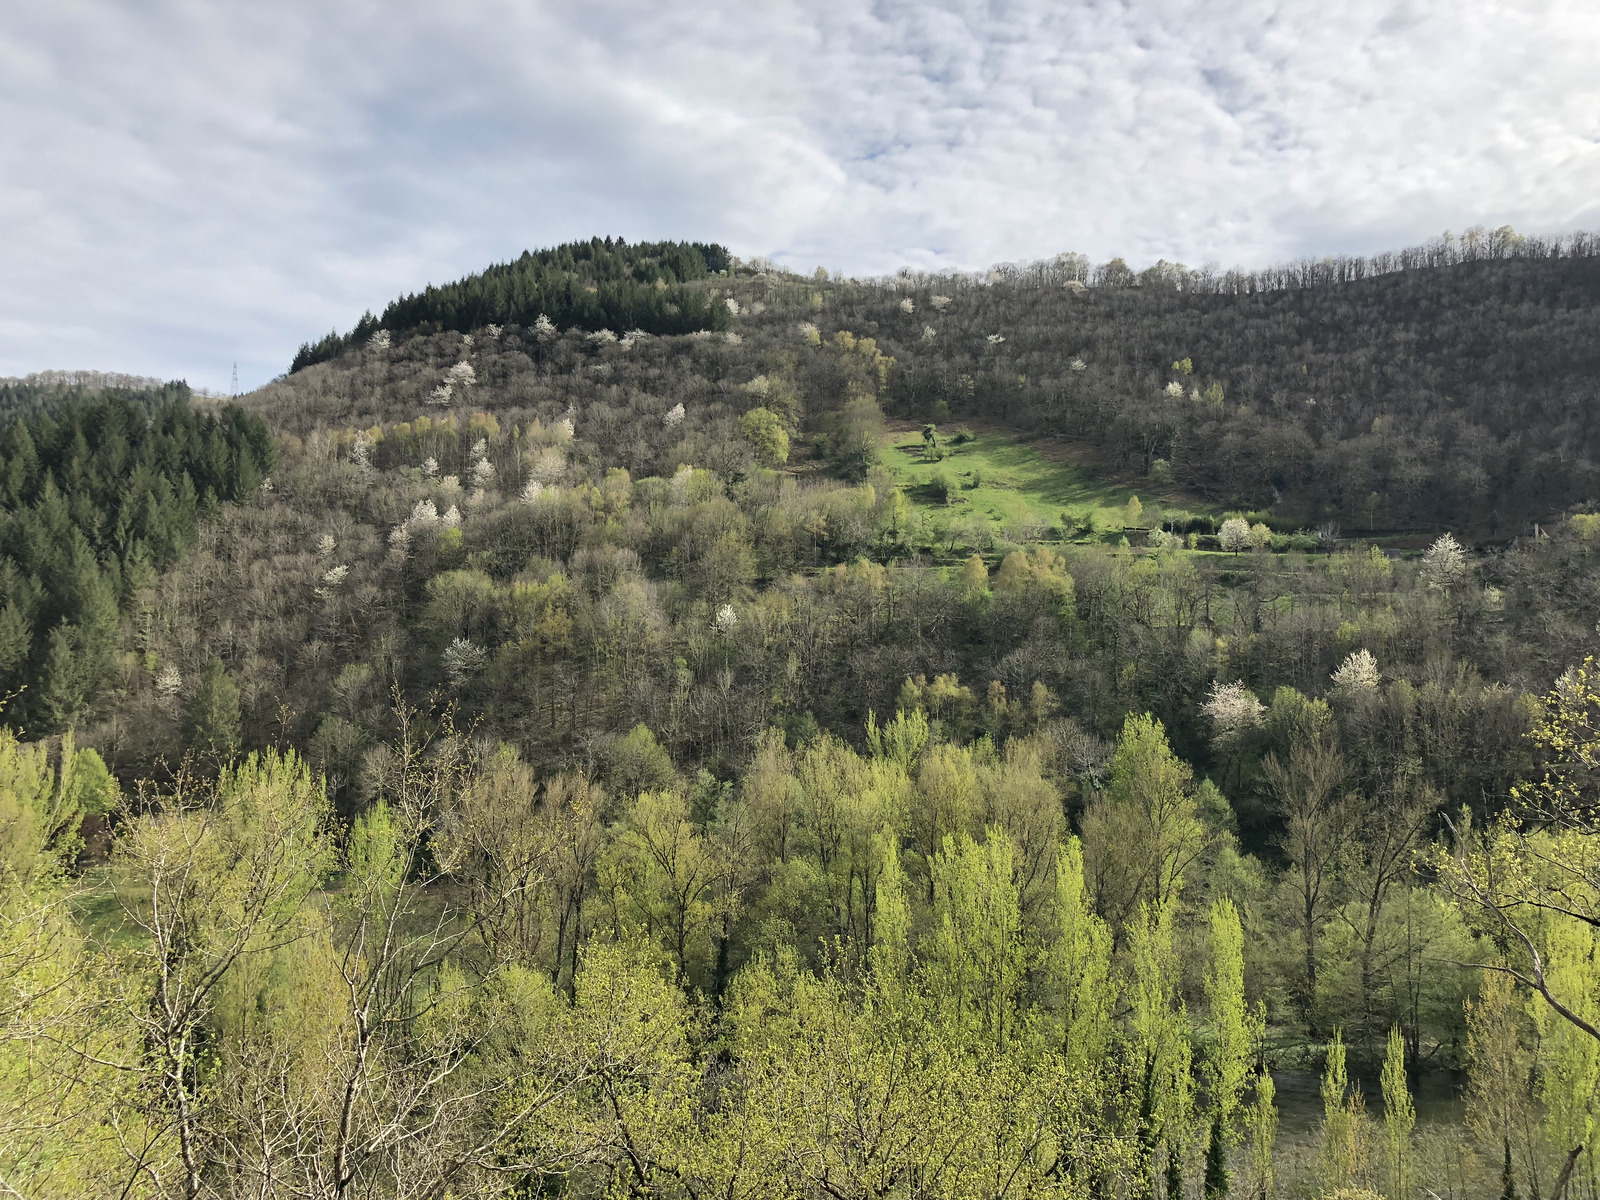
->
[1, 0, 1597, 389]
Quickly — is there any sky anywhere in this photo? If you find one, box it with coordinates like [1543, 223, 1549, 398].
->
[2, 1, 1598, 393]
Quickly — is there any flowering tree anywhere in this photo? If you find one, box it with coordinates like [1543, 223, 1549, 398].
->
[445, 361, 476, 389]
[154, 664, 183, 698]
[1202, 681, 1265, 747]
[442, 637, 486, 688]
[663, 403, 685, 429]
[1421, 533, 1468, 591]
[1330, 649, 1380, 699]
[899, 297, 915, 314]
[1218, 518, 1251, 552]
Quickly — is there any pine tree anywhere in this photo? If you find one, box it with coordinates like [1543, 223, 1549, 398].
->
[185, 656, 241, 767]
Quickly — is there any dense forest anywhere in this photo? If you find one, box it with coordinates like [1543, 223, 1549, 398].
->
[0, 388, 273, 735]
[290, 238, 733, 372]
[7, 232, 1600, 1199]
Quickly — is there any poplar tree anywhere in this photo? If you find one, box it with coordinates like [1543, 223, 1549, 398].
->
[1381, 1025, 1414, 1200]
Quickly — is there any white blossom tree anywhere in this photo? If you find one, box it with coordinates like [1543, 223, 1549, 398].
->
[899, 297, 915, 314]
[930, 295, 952, 310]
[1203, 681, 1265, 747]
[442, 638, 486, 688]
[533, 313, 556, 339]
[1219, 517, 1251, 553]
[1330, 649, 1381, 700]
[154, 664, 183, 698]
[663, 403, 685, 429]
[1420, 533, 1468, 591]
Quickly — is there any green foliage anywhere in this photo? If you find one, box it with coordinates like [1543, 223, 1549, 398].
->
[1081, 713, 1203, 933]
[0, 727, 113, 884]
[0, 392, 272, 733]
[608, 723, 677, 799]
[185, 656, 242, 767]
[738, 406, 790, 466]
[292, 237, 731, 370]
[1382, 1025, 1415, 1200]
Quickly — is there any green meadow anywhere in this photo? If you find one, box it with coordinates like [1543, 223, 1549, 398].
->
[880, 425, 1214, 544]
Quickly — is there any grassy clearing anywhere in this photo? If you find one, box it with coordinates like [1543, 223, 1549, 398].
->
[881, 424, 1214, 544]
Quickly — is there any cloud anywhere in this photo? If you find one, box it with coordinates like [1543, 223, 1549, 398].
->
[1, 0, 1597, 389]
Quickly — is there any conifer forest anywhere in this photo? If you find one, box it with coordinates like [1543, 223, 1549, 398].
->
[11, 230, 1600, 1200]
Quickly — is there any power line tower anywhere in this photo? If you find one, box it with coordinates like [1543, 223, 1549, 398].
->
[231, 362, 238, 396]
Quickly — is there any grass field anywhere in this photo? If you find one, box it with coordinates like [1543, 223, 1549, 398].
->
[881, 424, 1214, 544]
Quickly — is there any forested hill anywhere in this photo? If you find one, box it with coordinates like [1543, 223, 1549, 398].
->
[15, 233, 1600, 1198]
[283, 227, 1600, 531]
[290, 236, 732, 372]
[0, 372, 191, 428]
[0, 391, 273, 733]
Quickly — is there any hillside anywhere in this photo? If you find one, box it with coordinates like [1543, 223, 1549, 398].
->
[273, 228, 1600, 533]
[10, 233, 1600, 1199]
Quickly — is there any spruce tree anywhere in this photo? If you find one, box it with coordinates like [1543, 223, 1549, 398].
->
[185, 656, 241, 767]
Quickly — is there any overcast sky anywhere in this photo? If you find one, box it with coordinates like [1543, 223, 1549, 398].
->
[3, 1, 1598, 392]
